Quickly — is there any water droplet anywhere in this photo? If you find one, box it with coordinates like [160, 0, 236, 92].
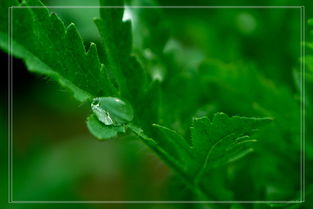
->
[91, 97, 134, 126]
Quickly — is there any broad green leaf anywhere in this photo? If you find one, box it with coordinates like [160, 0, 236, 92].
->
[86, 114, 126, 140]
[0, 0, 148, 141]
[190, 113, 271, 178]
[149, 112, 271, 188]
[0, 0, 116, 102]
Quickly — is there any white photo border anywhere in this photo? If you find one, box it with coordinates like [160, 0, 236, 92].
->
[7, 5, 306, 204]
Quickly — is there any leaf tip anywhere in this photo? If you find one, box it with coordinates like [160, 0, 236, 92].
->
[86, 42, 97, 56]
[67, 22, 76, 30]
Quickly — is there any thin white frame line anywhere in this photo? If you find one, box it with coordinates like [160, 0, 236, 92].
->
[8, 6, 13, 204]
[302, 7, 306, 202]
[301, 5, 306, 203]
[299, 7, 302, 201]
[7, 6, 10, 204]
[299, 6, 306, 202]
[301, 6, 304, 201]
[10, 200, 304, 204]
[10, 6, 302, 9]
[301, 6, 303, 202]
[8, 5, 305, 204]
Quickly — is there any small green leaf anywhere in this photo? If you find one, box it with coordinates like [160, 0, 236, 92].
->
[91, 97, 134, 126]
[150, 112, 271, 183]
[191, 113, 272, 173]
[152, 124, 192, 165]
[87, 114, 126, 140]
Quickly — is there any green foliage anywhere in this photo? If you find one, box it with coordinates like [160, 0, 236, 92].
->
[1, 0, 308, 206]
[94, 0, 146, 101]
[190, 113, 270, 172]
[0, 0, 116, 102]
[151, 113, 271, 195]
[86, 114, 126, 140]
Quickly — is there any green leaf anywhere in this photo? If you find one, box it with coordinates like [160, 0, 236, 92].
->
[0, 0, 116, 102]
[86, 114, 126, 140]
[1, 0, 294, 201]
[94, 0, 146, 101]
[152, 124, 192, 167]
[147, 112, 271, 191]
[191, 113, 271, 179]
[0, 0, 148, 141]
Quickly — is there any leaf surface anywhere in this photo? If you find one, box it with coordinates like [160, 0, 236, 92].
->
[87, 114, 126, 140]
[151, 112, 271, 186]
[1, 0, 116, 102]
[94, 0, 146, 101]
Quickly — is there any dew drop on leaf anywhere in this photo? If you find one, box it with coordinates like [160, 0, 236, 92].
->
[91, 97, 134, 126]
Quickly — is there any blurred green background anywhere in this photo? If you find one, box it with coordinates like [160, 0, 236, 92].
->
[1, 0, 312, 208]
